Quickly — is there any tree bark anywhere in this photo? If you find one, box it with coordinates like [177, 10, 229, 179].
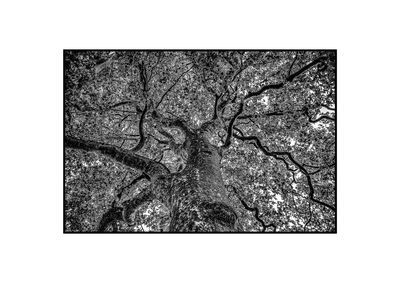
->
[65, 136, 170, 180]
[166, 131, 238, 232]
[65, 130, 239, 232]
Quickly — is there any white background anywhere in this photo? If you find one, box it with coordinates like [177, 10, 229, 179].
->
[1, 0, 399, 282]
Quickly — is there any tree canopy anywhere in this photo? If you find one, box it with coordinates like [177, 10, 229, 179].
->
[64, 50, 336, 232]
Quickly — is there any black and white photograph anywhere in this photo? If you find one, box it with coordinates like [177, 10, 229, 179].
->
[64, 50, 336, 232]
[3, 1, 400, 282]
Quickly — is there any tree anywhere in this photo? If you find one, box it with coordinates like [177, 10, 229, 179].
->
[64, 50, 336, 232]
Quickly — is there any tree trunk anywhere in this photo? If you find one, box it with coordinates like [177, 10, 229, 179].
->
[166, 132, 238, 232]
[65, 130, 239, 232]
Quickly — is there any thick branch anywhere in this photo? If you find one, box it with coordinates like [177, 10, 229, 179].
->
[117, 173, 150, 199]
[97, 189, 154, 231]
[244, 56, 327, 100]
[245, 82, 284, 100]
[122, 190, 155, 225]
[238, 107, 335, 124]
[131, 104, 148, 151]
[286, 56, 327, 82]
[98, 206, 123, 232]
[65, 136, 170, 178]
[151, 110, 192, 135]
[222, 103, 244, 148]
[213, 93, 221, 119]
[138, 61, 149, 95]
[150, 112, 193, 158]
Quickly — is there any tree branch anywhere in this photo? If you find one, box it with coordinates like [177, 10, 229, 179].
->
[138, 61, 149, 95]
[94, 52, 116, 75]
[151, 110, 192, 135]
[109, 101, 136, 109]
[229, 185, 276, 232]
[244, 55, 328, 100]
[116, 173, 150, 199]
[98, 205, 123, 232]
[156, 65, 193, 109]
[213, 93, 221, 120]
[237, 111, 285, 120]
[308, 114, 335, 123]
[131, 103, 148, 151]
[304, 108, 335, 123]
[65, 136, 170, 179]
[287, 52, 297, 77]
[303, 202, 313, 231]
[286, 56, 327, 82]
[232, 132, 336, 213]
[244, 82, 284, 100]
[149, 52, 163, 82]
[121, 189, 155, 225]
[231, 67, 247, 83]
[222, 103, 244, 148]
[97, 188, 154, 232]
[320, 103, 335, 111]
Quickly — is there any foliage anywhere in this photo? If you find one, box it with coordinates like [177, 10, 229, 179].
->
[64, 50, 336, 232]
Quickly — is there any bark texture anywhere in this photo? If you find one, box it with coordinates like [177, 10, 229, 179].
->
[167, 131, 238, 232]
[66, 130, 238, 232]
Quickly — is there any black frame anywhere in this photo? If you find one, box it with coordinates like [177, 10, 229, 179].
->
[63, 49, 337, 234]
